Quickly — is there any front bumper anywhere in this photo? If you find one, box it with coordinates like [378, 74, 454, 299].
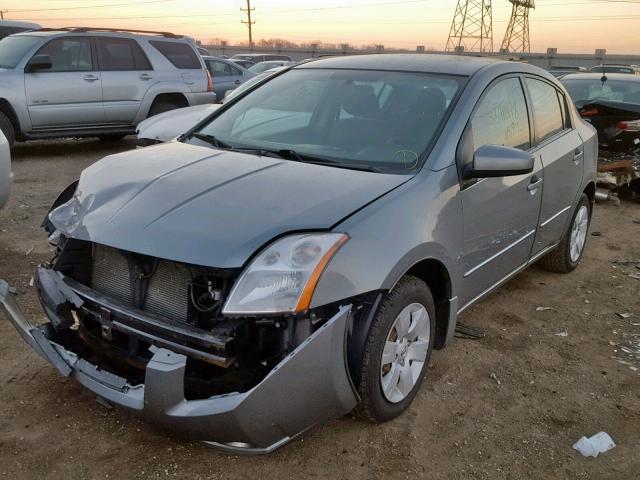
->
[0, 277, 358, 454]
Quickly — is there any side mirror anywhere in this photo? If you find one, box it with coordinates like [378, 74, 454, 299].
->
[464, 144, 534, 180]
[25, 54, 52, 73]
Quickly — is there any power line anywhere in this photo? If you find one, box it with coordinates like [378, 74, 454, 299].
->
[241, 0, 255, 46]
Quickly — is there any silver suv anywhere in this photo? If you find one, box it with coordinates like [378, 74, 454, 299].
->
[0, 28, 215, 146]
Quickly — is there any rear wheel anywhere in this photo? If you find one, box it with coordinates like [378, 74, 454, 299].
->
[354, 276, 435, 423]
[539, 194, 591, 273]
[0, 111, 16, 147]
[148, 100, 181, 117]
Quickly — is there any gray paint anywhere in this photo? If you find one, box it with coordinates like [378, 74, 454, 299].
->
[0, 131, 10, 208]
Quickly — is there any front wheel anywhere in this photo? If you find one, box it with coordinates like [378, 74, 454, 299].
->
[539, 193, 591, 273]
[354, 276, 435, 423]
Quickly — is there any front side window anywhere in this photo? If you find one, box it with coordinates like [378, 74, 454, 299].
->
[97, 37, 151, 71]
[0, 35, 41, 68]
[36, 37, 92, 72]
[526, 78, 565, 142]
[149, 40, 200, 69]
[471, 77, 531, 151]
[192, 68, 465, 173]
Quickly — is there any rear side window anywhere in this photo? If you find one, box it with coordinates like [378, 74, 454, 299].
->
[471, 77, 531, 151]
[525, 78, 565, 142]
[207, 59, 232, 77]
[149, 40, 200, 69]
[97, 37, 151, 71]
[36, 37, 93, 72]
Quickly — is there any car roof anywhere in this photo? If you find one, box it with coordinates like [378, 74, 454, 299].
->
[561, 72, 640, 82]
[295, 53, 507, 76]
[0, 20, 40, 29]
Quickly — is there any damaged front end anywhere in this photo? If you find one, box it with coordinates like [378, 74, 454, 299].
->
[0, 236, 366, 453]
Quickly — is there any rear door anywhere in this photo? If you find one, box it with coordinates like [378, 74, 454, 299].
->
[24, 36, 105, 128]
[96, 36, 154, 124]
[458, 76, 543, 308]
[524, 77, 584, 256]
[206, 59, 244, 98]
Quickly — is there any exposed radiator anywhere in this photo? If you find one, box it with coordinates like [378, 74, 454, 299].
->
[90, 244, 191, 323]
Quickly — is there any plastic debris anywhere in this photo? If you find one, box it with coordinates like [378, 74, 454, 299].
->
[25, 246, 34, 256]
[555, 330, 569, 337]
[454, 322, 485, 340]
[628, 274, 640, 281]
[536, 306, 553, 312]
[572, 432, 616, 458]
[617, 313, 634, 319]
[489, 372, 501, 385]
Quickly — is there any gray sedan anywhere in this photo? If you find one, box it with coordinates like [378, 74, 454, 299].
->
[203, 56, 255, 100]
[0, 54, 597, 453]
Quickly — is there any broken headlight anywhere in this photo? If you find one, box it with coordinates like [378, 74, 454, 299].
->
[222, 233, 348, 315]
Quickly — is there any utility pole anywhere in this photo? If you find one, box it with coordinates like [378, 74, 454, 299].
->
[0, 11, 7, 20]
[241, 0, 255, 48]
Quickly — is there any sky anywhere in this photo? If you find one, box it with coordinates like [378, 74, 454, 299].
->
[3, 0, 640, 54]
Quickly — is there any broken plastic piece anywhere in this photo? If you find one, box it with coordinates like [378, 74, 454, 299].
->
[572, 432, 616, 458]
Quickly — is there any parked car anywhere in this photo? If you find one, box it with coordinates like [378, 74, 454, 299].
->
[0, 20, 40, 40]
[202, 56, 254, 100]
[248, 60, 294, 74]
[0, 131, 10, 209]
[0, 27, 215, 146]
[1, 54, 597, 454]
[590, 65, 640, 76]
[229, 58, 255, 69]
[137, 67, 284, 144]
[232, 53, 292, 63]
[548, 65, 587, 78]
[562, 73, 640, 152]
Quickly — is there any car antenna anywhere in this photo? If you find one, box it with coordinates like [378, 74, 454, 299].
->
[601, 64, 608, 85]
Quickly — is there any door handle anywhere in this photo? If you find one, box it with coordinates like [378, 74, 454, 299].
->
[234, 79, 241, 85]
[138, 73, 153, 81]
[573, 150, 583, 164]
[527, 176, 544, 193]
[83, 75, 99, 82]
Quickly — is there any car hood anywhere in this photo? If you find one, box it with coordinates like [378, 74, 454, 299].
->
[51, 142, 411, 268]
[136, 104, 221, 142]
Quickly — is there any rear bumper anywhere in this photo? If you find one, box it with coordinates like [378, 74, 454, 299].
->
[0, 276, 358, 454]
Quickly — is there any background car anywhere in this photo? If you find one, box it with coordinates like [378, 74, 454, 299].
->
[0, 20, 41, 40]
[0, 27, 215, 146]
[590, 65, 640, 75]
[548, 65, 587, 78]
[0, 130, 10, 209]
[562, 72, 640, 152]
[203, 56, 255, 100]
[229, 58, 255, 69]
[231, 53, 292, 63]
[248, 60, 295, 74]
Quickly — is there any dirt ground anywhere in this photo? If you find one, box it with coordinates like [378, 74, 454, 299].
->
[0, 138, 638, 480]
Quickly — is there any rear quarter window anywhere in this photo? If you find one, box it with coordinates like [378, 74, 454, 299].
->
[149, 40, 201, 69]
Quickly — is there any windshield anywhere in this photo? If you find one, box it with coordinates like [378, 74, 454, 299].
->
[562, 78, 640, 105]
[223, 70, 277, 102]
[0, 35, 40, 68]
[193, 68, 465, 173]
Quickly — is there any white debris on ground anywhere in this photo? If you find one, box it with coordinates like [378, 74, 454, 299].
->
[572, 432, 616, 458]
[610, 258, 640, 375]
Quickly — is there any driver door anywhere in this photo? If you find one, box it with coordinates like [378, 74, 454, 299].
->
[458, 76, 543, 308]
[25, 36, 105, 128]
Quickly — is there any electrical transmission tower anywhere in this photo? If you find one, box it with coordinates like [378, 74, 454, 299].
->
[241, 0, 255, 47]
[500, 0, 535, 53]
[445, 0, 493, 53]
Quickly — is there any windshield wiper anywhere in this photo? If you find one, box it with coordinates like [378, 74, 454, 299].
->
[191, 132, 232, 149]
[261, 148, 382, 173]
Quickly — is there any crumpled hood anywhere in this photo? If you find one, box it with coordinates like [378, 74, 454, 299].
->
[136, 104, 221, 142]
[52, 142, 410, 268]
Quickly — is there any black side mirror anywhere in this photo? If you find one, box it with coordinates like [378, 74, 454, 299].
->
[464, 144, 534, 180]
[25, 54, 52, 73]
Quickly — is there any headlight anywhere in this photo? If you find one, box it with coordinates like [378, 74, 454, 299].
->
[222, 233, 348, 315]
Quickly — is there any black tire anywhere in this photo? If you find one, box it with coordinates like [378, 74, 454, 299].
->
[148, 101, 180, 118]
[98, 134, 127, 142]
[539, 194, 591, 273]
[354, 275, 436, 423]
[0, 111, 16, 147]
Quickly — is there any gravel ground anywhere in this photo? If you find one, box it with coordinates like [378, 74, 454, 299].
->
[0, 138, 639, 480]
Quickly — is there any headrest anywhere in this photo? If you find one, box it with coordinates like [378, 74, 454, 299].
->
[342, 84, 381, 119]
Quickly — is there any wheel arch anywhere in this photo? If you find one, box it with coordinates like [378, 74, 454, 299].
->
[0, 98, 23, 140]
[583, 181, 596, 208]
